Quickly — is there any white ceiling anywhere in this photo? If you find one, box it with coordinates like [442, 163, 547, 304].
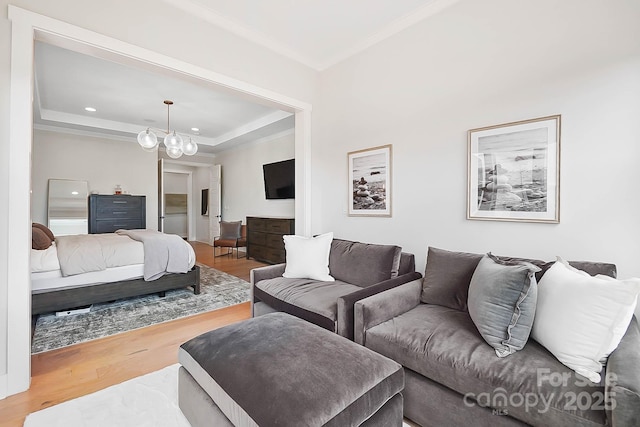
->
[165, 0, 458, 70]
[34, 0, 456, 156]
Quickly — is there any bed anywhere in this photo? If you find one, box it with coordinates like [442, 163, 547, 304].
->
[31, 229, 200, 315]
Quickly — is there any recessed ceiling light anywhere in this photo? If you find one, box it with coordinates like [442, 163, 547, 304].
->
[85, 107, 97, 112]
[71, 191, 79, 195]
[191, 127, 199, 132]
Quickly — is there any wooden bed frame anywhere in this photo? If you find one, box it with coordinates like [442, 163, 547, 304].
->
[32, 265, 201, 315]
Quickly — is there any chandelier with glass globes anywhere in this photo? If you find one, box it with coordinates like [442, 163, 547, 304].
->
[136, 100, 198, 158]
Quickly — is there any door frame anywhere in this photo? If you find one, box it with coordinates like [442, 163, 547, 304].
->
[163, 168, 194, 240]
[6, 5, 312, 397]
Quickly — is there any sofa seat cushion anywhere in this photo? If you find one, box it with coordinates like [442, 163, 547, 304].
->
[255, 278, 362, 331]
[365, 304, 607, 427]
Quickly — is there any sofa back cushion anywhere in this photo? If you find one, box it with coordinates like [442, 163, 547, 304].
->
[420, 247, 483, 311]
[421, 246, 617, 312]
[329, 239, 402, 287]
[398, 252, 416, 276]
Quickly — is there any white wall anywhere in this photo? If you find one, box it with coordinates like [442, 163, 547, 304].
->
[32, 129, 158, 230]
[0, 0, 316, 396]
[214, 132, 295, 223]
[314, 0, 640, 281]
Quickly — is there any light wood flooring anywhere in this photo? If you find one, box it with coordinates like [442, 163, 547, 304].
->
[0, 241, 265, 427]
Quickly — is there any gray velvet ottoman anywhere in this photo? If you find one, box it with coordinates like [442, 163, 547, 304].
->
[178, 312, 404, 426]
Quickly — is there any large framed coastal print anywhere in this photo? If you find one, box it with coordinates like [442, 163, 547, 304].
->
[467, 115, 561, 223]
[348, 144, 392, 217]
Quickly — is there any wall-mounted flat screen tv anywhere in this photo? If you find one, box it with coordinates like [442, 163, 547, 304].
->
[263, 159, 295, 199]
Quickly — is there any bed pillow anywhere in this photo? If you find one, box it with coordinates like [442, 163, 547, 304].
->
[282, 232, 334, 282]
[420, 247, 484, 311]
[219, 221, 242, 239]
[33, 222, 55, 242]
[531, 257, 640, 383]
[32, 226, 52, 250]
[468, 254, 540, 357]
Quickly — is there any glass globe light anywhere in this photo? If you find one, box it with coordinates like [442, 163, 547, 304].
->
[164, 131, 183, 149]
[166, 145, 183, 159]
[137, 128, 158, 149]
[183, 137, 198, 156]
[141, 143, 158, 153]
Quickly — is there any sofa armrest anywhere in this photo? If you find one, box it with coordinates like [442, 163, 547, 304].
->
[354, 279, 422, 346]
[606, 316, 640, 426]
[251, 263, 286, 286]
[337, 272, 422, 340]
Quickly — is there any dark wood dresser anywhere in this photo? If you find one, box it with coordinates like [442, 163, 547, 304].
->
[246, 216, 295, 264]
[88, 194, 146, 234]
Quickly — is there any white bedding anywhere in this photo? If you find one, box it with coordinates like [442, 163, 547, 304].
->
[30, 233, 196, 291]
[31, 264, 145, 292]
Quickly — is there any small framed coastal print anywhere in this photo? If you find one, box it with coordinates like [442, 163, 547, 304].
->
[467, 115, 561, 223]
[348, 144, 392, 217]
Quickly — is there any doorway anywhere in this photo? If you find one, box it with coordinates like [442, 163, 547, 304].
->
[6, 5, 312, 397]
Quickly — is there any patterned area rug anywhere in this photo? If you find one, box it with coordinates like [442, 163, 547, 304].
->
[31, 264, 250, 353]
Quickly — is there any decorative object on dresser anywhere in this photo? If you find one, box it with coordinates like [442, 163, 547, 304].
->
[246, 216, 294, 264]
[88, 194, 146, 234]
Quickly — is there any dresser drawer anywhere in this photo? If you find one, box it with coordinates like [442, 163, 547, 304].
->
[94, 219, 144, 234]
[95, 196, 142, 210]
[248, 244, 267, 261]
[265, 248, 286, 264]
[267, 219, 293, 234]
[247, 217, 267, 232]
[96, 205, 142, 219]
[265, 233, 285, 250]
[89, 195, 146, 234]
[246, 217, 294, 264]
[248, 231, 267, 246]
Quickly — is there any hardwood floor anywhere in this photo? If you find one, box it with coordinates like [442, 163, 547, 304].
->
[0, 241, 265, 427]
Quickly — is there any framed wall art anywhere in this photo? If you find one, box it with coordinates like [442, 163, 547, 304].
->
[201, 188, 209, 216]
[467, 115, 561, 223]
[348, 144, 392, 217]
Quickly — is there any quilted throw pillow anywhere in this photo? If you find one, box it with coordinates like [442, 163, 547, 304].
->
[468, 253, 541, 357]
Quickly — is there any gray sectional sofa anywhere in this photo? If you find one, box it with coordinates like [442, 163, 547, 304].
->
[251, 238, 421, 340]
[354, 247, 640, 427]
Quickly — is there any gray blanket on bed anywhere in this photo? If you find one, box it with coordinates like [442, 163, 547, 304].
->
[115, 229, 190, 280]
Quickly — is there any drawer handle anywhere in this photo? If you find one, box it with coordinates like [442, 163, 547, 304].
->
[113, 201, 127, 204]
[113, 211, 128, 215]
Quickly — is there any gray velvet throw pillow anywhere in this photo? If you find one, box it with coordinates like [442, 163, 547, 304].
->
[420, 247, 483, 311]
[219, 221, 242, 239]
[468, 253, 541, 358]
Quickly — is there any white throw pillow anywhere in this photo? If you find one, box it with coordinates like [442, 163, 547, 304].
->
[531, 257, 640, 383]
[282, 232, 334, 281]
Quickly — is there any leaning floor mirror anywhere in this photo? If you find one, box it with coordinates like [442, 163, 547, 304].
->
[47, 179, 89, 236]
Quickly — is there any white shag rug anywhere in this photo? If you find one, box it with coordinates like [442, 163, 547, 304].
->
[24, 364, 415, 426]
[24, 364, 190, 427]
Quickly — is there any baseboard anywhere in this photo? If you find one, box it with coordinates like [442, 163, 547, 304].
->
[0, 373, 7, 400]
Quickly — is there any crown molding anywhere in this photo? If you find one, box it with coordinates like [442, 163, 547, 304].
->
[162, 0, 460, 71]
[318, 0, 461, 70]
[161, 0, 321, 70]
